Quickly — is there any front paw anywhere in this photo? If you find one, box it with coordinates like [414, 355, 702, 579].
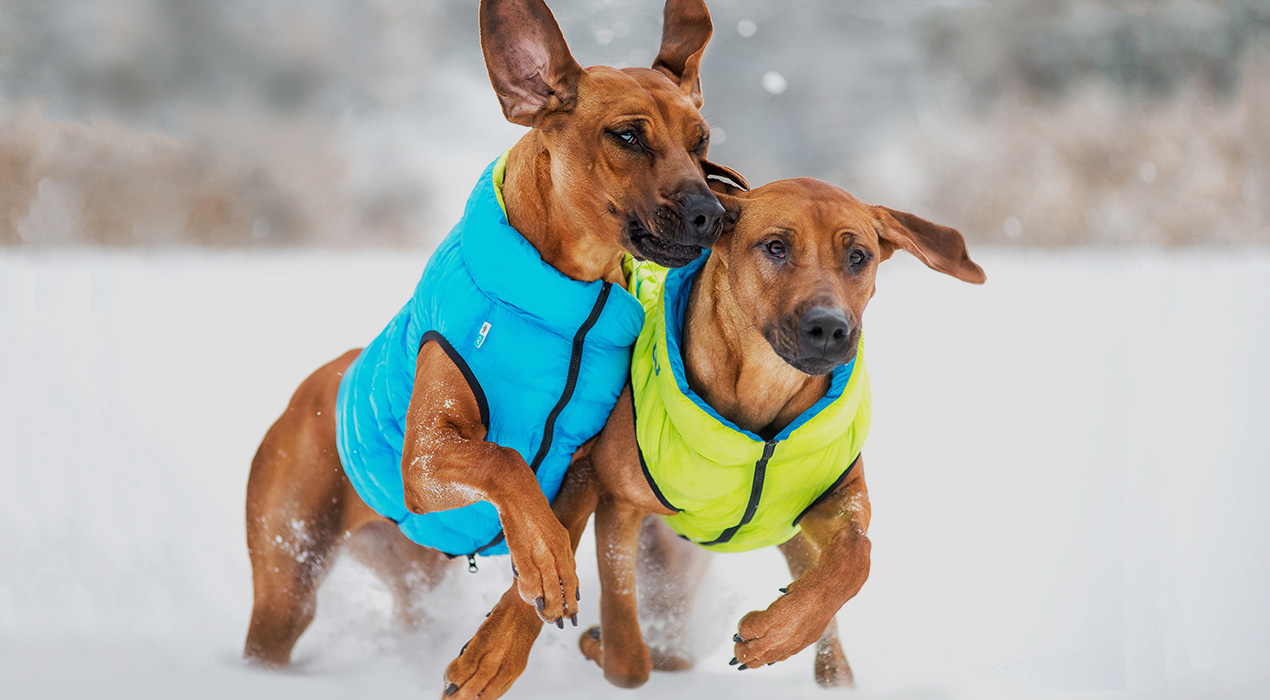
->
[503, 516, 579, 625]
[442, 602, 540, 700]
[730, 601, 829, 670]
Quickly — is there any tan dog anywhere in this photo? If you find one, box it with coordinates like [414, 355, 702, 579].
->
[581, 178, 986, 687]
[457, 176, 985, 691]
[243, 0, 731, 681]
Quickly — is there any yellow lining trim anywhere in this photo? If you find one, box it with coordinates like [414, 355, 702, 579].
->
[491, 150, 510, 215]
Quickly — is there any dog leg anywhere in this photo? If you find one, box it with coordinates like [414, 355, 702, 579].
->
[778, 534, 854, 688]
[441, 454, 600, 700]
[403, 341, 579, 626]
[813, 619, 854, 688]
[244, 350, 382, 666]
[732, 465, 871, 676]
[580, 508, 708, 682]
[636, 515, 711, 671]
[576, 491, 656, 688]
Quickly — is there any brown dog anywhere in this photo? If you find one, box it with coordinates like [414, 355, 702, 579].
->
[456, 176, 985, 692]
[243, 0, 730, 677]
[580, 178, 986, 687]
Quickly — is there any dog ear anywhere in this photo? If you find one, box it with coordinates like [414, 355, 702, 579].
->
[874, 207, 986, 284]
[480, 0, 584, 127]
[702, 159, 749, 195]
[712, 191, 742, 233]
[653, 0, 713, 108]
[703, 162, 745, 232]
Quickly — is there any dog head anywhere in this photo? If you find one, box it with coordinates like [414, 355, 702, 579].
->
[480, 0, 726, 268]
[710, 178, 987, 375]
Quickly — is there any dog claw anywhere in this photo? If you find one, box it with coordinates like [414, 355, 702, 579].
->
[535, 597, 545, 611]
[733, 633, 745, 643]
[556, 618, 564, 629]
[738, 664, 748, 671]
[445, 683, 459, 696]
[729, 657, 738, 666]
[588, 626, 601, 640]
[575, 584, 580, 601]
[570, 613, 578, 627]
[779, 587, 787, 594]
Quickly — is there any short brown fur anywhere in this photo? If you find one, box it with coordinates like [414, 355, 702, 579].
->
[244, 3, 725, 697]
[462, 177, 984, 689]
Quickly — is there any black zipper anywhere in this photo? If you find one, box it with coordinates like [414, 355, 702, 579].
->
[699, 439, 777, 546]
[526, 281, 613, 474]
[465, 281, 615, 560]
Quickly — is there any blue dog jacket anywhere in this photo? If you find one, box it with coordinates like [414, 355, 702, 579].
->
[335, 154, 645, 557]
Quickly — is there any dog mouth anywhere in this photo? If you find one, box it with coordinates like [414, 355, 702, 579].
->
[626, 217, 703, 268]
[784, 355, 845, 376]
[766, 329, 859, 376]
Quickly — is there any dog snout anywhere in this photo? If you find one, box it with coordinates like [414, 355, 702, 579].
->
[679, 192, 725, 247]
[798, 306, 853, 359]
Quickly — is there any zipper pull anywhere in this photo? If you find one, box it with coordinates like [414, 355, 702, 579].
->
[467, 554, 479, 573]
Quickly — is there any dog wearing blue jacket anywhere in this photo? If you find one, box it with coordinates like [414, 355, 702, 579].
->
[243, 0, 733, 687]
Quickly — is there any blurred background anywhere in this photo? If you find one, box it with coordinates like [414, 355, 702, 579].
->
[2, 0, 1267, 250]
[3, 3, 1270, 699]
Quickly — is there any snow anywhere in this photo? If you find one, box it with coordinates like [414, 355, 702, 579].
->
[761, 71, 788, 96]
[2, 249, 1269, 699]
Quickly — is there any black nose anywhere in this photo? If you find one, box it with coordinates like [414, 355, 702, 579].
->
[799, 307, 852, 358]
[679, 192, 725, 246]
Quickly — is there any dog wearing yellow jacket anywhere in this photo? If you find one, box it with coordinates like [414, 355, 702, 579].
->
[576, 176, 985, 688]
[457, 176, 986, 689]
[627, 255, 871, 553]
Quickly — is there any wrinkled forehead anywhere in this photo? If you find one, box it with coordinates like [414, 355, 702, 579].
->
[575, 66, 705, 130]
[739, 179, 880, 245]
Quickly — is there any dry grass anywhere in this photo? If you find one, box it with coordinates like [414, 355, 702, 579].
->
[0, 100, 351, 247]
[2, 52, 1266, 249]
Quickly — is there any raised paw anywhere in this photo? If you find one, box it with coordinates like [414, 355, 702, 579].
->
[442, 598, 542, 700]
[731, 601, 830, 670]
[503, 516, 579, 625]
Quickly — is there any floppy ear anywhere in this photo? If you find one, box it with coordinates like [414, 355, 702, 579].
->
[704, 171, 745, 233]
[652, 0, 713, 108]
[874, 206, 986, 284]
[480, 0, 584, 126]
[702, 158, 749, 194]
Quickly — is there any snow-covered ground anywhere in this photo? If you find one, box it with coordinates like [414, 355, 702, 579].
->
[2, 249, 1268, 699]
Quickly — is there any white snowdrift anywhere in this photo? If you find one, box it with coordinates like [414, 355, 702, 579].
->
[1, 249, 1268, 699]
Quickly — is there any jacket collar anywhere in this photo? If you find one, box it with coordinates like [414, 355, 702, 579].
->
[458, 154, 644, 347]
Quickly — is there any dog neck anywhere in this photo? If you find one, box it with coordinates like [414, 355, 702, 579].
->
[682, 254, 832, 439]
[502, 136, 629, 287]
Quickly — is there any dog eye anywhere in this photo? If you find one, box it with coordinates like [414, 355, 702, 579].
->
[849, 249, 867, 267]
[617, 129, 640, 146]
[765, 240, 786, 259]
